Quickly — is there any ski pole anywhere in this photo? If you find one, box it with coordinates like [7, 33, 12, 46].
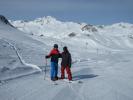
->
[44, 58, 47, 80]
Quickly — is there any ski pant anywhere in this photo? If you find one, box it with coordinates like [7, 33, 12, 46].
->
[50, 62, 58, 80]
[61, 66, 72, 80]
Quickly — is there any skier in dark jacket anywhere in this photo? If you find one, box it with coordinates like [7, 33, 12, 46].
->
[60, 46, 72, 81]
[45, 44, 60, 81]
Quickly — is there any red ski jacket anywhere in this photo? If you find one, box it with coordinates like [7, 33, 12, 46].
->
[46, 48, 60, 63]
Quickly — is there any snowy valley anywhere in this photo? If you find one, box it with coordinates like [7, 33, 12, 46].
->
[1, 15, 133, 100]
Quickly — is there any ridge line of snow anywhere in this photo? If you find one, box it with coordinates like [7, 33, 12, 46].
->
[1, 38, 41, 71]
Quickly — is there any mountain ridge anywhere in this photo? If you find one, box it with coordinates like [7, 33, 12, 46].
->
[9, 16, 133, 50]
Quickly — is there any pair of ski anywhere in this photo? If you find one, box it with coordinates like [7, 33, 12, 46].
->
[44, 77, 82, 85]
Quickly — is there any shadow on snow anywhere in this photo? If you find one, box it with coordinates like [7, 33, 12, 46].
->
[73, 74, 98, 81]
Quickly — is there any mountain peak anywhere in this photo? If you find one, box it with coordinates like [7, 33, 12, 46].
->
[0, 15, 14, 27]
[0, 15, 9, 24]
[34, 16, 58, 24]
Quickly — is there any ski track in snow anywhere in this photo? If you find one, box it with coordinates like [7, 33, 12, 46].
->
[0, 58, 93, 100]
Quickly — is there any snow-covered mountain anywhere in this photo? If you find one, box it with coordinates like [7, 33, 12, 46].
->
[1, 15, 133, 100]
[11, 16, 133, 50]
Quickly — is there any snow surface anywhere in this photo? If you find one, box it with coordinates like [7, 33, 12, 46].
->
[1, 16, 133, 100]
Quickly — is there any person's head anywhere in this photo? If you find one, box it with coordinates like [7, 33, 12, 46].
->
[63, 46, 68, 52]
[53, 44, 58, 49]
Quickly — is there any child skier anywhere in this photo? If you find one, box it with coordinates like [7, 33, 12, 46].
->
[45, 44, 60, 81]
[60, 46, 72, 81]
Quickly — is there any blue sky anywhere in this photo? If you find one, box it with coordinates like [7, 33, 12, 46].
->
[0, 0, 133, 25]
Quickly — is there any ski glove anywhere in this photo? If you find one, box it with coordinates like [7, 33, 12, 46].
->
[69, 64, 71, 68]
[45, 55, 49, 59]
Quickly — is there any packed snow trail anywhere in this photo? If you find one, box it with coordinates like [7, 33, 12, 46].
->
[1, 52, 133, 100]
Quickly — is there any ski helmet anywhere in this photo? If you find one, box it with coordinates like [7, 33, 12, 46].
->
[63, 46, 68, 52]
[54, 44, 58, 48]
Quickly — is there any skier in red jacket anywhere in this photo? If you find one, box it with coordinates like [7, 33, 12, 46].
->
[45, 44, 60, 81]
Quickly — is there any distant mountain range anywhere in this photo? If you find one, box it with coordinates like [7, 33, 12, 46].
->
[9, 16, 133, 50]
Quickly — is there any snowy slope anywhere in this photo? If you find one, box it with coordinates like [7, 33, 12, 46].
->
[1, 15, 133, 100]
[0, 15, 44, 81]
